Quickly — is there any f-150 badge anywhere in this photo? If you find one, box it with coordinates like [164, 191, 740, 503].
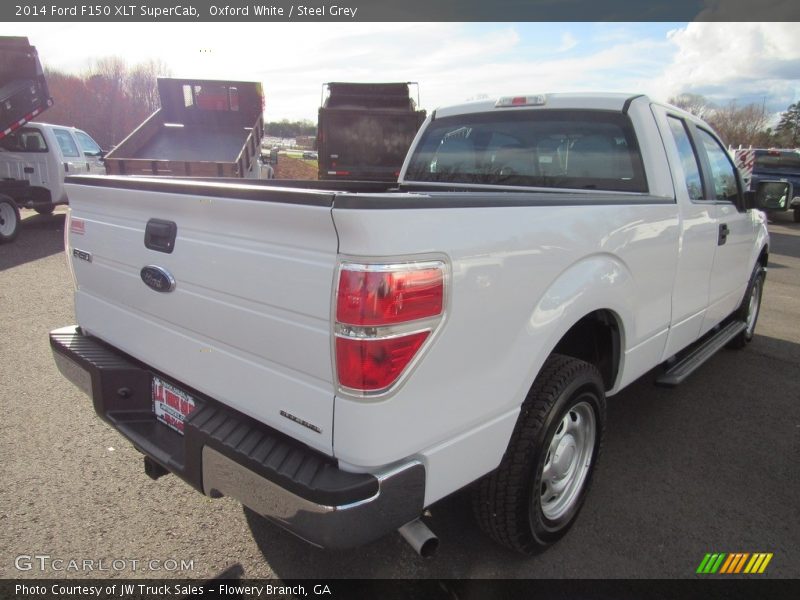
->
[140, 265, 176, 293]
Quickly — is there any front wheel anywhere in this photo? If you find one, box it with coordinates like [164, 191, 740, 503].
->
[0, 196, 21, 243]
[473, 354, 606, 554]
[728, 263, 765, 349]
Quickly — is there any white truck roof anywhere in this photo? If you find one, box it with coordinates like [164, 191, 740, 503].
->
[434, 92, 651, 118]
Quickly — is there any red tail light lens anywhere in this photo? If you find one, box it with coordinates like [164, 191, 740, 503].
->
[337, 266, 443, 326]
[336, 332, 429, 391]
[334, 261, 446, 395]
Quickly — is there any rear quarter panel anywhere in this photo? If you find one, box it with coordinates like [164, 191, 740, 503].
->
[332, 195, 680, 503]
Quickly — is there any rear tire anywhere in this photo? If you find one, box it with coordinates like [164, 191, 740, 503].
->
[473, 354, 606, 554]
[794, 206, 800, 223]
[34, 205, 55, 215]
[728, 263, 765, 349]
[0, 196, 21, 244]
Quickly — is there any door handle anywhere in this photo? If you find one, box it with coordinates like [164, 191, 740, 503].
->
[144, 219, 178, 254]
[718, 223, 730, 246]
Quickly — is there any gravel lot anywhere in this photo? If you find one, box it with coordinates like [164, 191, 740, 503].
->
[1, 206, 798, 580]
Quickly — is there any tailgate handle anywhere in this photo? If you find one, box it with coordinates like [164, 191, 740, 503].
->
[24, 166, 34, 174]
[144, 219, 177, 254]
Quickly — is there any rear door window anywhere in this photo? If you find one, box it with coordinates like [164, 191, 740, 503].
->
[0, 127, 48, 153]
[666, 116, 704, 200]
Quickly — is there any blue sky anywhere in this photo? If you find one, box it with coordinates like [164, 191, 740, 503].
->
[5, 21, 798, 121]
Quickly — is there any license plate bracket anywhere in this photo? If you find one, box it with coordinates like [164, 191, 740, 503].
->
[152, 376, 196, 435]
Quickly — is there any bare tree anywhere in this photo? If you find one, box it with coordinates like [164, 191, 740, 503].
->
[707, 101, 771, 148]
[668, 93, 715, 121]
[668, 93, 774, 148]
[39, 58, 171, 149]
[128, 59, 171, 115]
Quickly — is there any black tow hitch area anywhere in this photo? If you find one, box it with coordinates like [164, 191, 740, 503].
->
[144, 455, 169, 480]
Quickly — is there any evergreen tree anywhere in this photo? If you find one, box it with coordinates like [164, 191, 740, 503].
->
[775, 102, 800, 147]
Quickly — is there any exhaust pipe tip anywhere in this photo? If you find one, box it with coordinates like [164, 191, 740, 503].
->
[398, 518, 438, 558]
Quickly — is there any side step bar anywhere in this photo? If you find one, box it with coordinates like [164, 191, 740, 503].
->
[656, 321, 747, 387]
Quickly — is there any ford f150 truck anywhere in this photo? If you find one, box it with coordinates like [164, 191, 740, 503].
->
[50, 93, 778, 556]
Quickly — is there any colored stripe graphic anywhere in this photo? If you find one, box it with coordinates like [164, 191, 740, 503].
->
[699, 553, 773, 575]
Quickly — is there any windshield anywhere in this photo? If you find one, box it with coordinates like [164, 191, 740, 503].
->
[754, 150, 800, 172]
[405, 109, 647, 192]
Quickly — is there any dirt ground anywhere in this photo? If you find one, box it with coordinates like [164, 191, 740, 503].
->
[275, 155, 318, 179]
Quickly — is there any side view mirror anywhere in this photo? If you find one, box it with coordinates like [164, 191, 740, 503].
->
[745, 180, 793, 211]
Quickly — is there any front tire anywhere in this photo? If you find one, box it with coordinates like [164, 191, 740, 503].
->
[473, 354, 606, 554]
[0, 196, 21, 244]
[728, 263, 765, 349]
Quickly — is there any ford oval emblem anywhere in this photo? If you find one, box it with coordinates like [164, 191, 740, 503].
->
[140, 265, 176, 293]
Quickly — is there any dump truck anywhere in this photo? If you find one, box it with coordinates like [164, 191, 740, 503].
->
[103, 78, 273, 179]
[0, 35, 53, 243]
[317, 82, 426, 181]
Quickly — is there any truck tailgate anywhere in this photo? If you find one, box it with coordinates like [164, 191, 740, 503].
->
[64, 176, 338, 454]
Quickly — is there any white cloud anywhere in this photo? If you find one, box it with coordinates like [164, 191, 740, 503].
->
[557, 32, 578, 52]
[648, 22, 800, 110]
[4, 21, 797, 120]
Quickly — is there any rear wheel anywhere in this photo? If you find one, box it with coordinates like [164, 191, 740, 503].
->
[473, 354, 606, 553]
[0, 196, 21, 243]
[728, 263, 765, 349]
[34, 205, 55, 215]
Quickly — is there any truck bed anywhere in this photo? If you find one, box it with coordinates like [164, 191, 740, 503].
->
[130, 126, 250, 163]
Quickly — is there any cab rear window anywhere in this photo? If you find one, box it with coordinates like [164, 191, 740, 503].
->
[405, 109, 647, 192]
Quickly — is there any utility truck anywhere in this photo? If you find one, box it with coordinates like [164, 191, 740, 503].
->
[52, 93, 781, 556]
[103, 78, 274, 179]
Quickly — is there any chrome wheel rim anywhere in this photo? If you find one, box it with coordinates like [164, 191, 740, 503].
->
[0, 203, 16, 236]
[539, 399, 596, 521]
[746, 277, 762, 336]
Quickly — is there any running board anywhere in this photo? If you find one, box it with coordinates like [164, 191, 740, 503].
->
[656, 321, 747, 387]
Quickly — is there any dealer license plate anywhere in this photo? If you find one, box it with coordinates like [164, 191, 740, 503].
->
[152, 376, 196, 435]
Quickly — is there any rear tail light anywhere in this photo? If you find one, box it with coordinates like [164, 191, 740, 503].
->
[334, 260, 446, 395]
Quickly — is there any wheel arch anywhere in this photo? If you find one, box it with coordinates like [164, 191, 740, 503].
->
[551, 309, 623, 391]
[522, 253, 634, 396]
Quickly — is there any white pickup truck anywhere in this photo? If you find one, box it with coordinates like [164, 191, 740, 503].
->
[51, 93, 779, 557]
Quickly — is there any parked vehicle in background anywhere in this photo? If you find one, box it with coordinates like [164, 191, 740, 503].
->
[734, 147, 800, 221]
[0, 122, 106, 214]
[0, 35, 52, 242]
[52, 92, 780, 557]
[317, 82, 426, 181]
[104, 78, 274, 179]
[71, 126, 107, 175]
